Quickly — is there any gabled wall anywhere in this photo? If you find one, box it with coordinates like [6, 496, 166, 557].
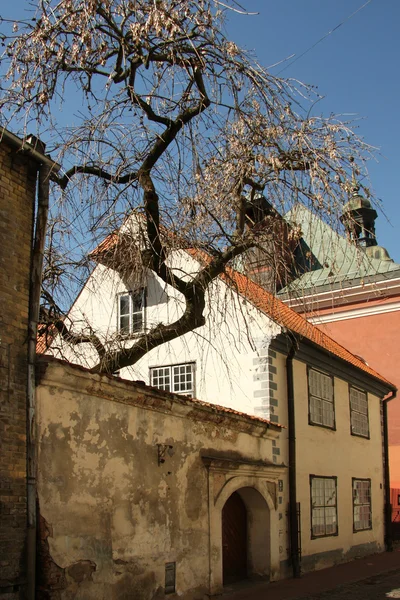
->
[48, 254, 282, 420]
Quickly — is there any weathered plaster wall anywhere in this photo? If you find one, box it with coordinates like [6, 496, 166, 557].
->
[292, 358, 385, 571]
[36, 359, 285, 600]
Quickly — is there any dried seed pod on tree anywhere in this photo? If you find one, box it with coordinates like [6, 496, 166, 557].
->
[0, 0, 374, 373]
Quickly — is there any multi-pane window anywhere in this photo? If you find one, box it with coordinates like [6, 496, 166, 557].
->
[353, 478, 372, 531]
[308, 368, 335, 429]
[150, 363, 195, 396]
[349, 387, 369, 438]
[310, 476, 338, 538]
[118, 289, 145, 335]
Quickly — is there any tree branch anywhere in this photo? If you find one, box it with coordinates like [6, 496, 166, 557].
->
[128, 90, 174, 127]
[52, 166, 139, 190]
[54, 319, 107, 361]
[92, 284, 206, 373]
[140, 68, 210, 173]
[40, 304, 107, 362]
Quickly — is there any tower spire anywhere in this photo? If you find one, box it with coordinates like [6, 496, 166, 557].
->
[340, 158, 377, 248]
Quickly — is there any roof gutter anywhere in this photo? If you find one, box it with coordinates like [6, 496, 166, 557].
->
[0, 127, 61, 171]
[280, 273, 400, 312]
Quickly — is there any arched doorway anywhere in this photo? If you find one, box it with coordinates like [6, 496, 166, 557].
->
[222, 491, 247, 584]
[221, 486, 272, 586]
[205, 461, 284, 596]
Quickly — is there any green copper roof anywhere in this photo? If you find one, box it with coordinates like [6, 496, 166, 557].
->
[279, 204, 400, 295]
[343, 192, 374, 212]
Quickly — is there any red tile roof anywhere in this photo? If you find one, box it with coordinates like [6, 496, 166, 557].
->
[187, 249, 395, 390]
[184, 395, 284, 428]
[224, 267, 394, 388]
[88, 231, 119, 258]
[42, 236, 395, 391]
[36, 324, 56, 354]
[88, 218, 191, 262]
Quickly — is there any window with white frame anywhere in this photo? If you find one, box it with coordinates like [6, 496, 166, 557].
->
[353, 478, 372, 531]
[118, 289, 145, 335]
[150, 363, 195, 396]
[349, 387, 369, 438]
[310, 476, 338, 538]
[308, 368, 335, 429]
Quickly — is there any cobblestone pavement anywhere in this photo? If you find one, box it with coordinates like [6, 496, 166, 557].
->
[303, 569, 400, 600]
[223, 550, 400, 600]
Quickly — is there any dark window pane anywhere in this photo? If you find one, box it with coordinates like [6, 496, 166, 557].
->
[119, 315, 130, 333]
[132, 313, 143, 332]
[311, 476, 337, 537]
[119, 295, 130, 316]
[132, 291, 144, 311]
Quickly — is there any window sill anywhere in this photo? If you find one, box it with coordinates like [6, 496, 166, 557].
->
[350, 431, 370, 440]
[311, 531, 339, 540]
[309, 420, 336, 431]
[353, 525, 372, 533]
[117, 330, 145, 339]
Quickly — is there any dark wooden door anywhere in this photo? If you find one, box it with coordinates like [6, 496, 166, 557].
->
[222, 491, 247, 584]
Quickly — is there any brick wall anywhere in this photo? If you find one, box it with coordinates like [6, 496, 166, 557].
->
[0, 141, 37, 598]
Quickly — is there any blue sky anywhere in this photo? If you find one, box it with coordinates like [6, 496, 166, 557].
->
[1, 0, 399, 259]
[226, 0, 400, 260]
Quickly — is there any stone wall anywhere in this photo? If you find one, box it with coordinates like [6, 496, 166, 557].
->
[0, 140, 37, 598]
[35, 358, 285, 600]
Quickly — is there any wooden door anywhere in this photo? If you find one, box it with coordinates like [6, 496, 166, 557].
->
[222, 491, 247, 584]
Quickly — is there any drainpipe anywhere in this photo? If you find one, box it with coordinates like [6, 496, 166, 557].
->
[27, 149, 53, 600]
[287, 340, 301, 578]
[1, 128, 60, 599]
[383, 390, 396, 553]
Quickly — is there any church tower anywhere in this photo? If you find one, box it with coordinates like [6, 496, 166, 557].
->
[340, 171, 392, 262]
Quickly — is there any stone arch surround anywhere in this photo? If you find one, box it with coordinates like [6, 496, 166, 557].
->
[202, 457, 286, 595]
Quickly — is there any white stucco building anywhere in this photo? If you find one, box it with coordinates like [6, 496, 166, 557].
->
[39, 219, 396, 586]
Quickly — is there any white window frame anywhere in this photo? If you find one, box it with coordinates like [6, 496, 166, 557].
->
[308, 367, 335, 429]
[310, 475, 338, 538]
[353, 478, 372, 531]
[150, 363, 195, 397]
[117, 289, 145, 335]
[349, 386, 369, 438]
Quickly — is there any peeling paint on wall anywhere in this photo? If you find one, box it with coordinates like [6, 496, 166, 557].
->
[36, 359, 285, 599]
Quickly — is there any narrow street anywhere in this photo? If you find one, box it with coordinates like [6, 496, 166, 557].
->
[223, 549, 400, 600]
[303, 570, 400, 600]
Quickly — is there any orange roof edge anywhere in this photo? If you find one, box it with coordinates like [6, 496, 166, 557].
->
[186, 248, 395, 391]
[226, 268, 396, 390]
[38, 239, 396, 392]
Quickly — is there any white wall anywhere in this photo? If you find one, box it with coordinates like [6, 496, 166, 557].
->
[48, 252, 281, 418]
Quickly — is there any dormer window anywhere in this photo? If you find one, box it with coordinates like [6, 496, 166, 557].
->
[118, 289, 145, 335]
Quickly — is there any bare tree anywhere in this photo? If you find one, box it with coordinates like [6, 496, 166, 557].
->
[0, 0, 374, 373]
